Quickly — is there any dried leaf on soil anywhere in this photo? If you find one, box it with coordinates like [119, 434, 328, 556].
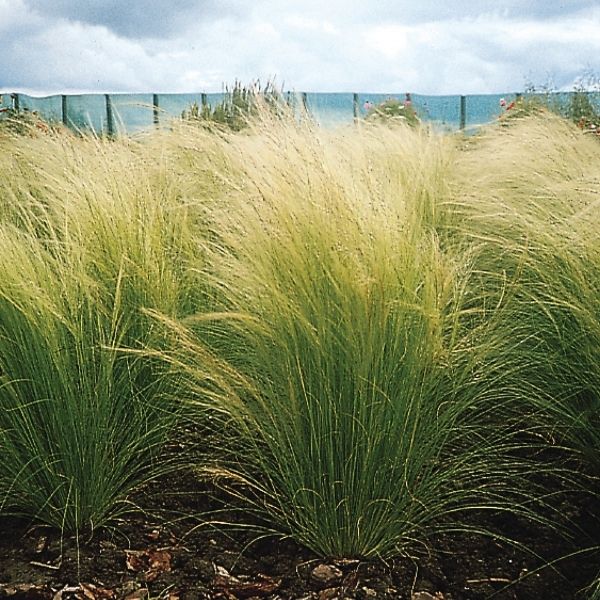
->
[124, 549, 172, 582]
[0, 583, 53, 600]
[212, 573, 281, 598]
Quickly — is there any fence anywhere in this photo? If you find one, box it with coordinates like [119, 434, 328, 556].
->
[1, 90, 599, 135]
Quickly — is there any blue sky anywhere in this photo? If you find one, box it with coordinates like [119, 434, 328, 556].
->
[1, 0, 599, 95]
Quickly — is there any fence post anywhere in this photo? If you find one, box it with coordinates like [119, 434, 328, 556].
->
[201, 93, 208, 109]
[353, 93, 359, 122]
[11, 93, 20, 112]
[105, 94, 114, 137]
[459, 95, 466, 130]
[301, 92, 308, 114]
[152, 93, 159, 127]
[61, 95, 68, 127]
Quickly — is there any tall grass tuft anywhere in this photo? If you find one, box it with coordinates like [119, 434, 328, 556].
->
[450, 114, 600, 472]
[0, 131, 209, 531]
[175, 118, 553, 558]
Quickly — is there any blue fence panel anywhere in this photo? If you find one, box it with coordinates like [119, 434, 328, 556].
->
[0, 94, 11, 110]
[110, 94, 154, 133]
[357, 93, 401, 117]
[158, 93, 205, 119]
[304, 93, 355, 125]
[465, 93, 515, 129]
[356, 93, 462, 130]
[157, 93, 226, 121]
[204, 93, 226, 111]
[414, 95, 461, 130]
[65, 94, 106, 133]
[19, 94, 63, 123]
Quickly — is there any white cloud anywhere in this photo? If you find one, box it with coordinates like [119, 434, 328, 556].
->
[285, 15, 340, 36]
[363, 26, 410, 60]
[22, 0, 248, 39]
[1, 1, 600, 95]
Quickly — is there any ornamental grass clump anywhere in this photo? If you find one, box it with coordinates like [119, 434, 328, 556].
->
[175, 118, 550, 558]
[0, 131, 209, 532]
[450, 114, 600, 471]
[0, 228, 172, 531]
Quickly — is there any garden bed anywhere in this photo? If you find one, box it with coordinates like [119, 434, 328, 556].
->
[0, 466, 598, 600]
[0, 112, 599, 600]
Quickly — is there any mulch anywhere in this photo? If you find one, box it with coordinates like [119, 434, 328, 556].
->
[0, 463, 598, 600]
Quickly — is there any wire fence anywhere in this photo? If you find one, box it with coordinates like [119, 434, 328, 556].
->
[1, 90, 599, 135]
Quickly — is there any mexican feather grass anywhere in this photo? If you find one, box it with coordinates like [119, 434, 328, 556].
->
[0, 131, 210, 531]
[171, 117, 561, 558]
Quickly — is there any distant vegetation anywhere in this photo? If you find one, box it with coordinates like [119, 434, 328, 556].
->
[180, 80, 287, 131]
[365, 95, 420, 126]
[0, 105, 61, 136]
[500, 76, 600, 134]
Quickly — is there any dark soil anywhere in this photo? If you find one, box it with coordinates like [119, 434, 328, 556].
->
[0, 468, 598, 600]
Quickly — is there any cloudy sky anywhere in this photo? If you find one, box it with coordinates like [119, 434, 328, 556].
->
[1, 0, 599, 96]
